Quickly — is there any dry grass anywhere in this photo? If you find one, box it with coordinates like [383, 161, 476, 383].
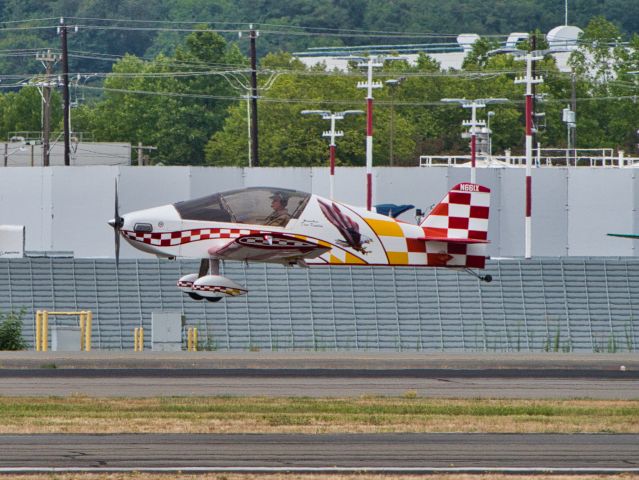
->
[0, 396, 637, 434]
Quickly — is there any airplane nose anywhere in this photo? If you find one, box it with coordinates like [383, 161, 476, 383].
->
[108, 218, 116, 228]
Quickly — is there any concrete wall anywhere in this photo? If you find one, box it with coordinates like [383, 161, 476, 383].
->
[0, 165, 637, 258]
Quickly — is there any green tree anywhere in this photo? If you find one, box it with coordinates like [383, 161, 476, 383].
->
[0, 87, 62, 139]
[73, 29, 245, 165]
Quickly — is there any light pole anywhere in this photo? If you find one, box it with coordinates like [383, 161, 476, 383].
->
[356, 56, 383, 211]
[351, 55, 406, 210]
[487, 111, 495, 160]
[385, 77, 405, 166]
[301, 109, 364, 200]
[441, 98, 508, 184]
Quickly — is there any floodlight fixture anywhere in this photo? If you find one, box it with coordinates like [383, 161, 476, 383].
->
[301, 109, 364, 199]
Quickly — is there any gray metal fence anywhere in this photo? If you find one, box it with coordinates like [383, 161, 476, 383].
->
[0, 257, 637, 352]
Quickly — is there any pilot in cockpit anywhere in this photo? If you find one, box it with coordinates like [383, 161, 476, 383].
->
[264, 192, 291, 227]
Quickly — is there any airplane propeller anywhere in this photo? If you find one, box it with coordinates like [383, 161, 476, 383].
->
[107, 179, 124, 266]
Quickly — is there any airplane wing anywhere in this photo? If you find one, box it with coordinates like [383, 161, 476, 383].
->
[209, 232, 331, 263]
[608, 233, 639, 239]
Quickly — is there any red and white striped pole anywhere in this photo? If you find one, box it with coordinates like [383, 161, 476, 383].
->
[327, 114, 340, 200]
[515, 53, 543, 259]
[469, 104, 478, 184]
[329, 141, 336, 200]
[357, 57, 382, 211]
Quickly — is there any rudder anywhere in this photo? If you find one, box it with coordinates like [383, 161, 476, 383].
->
[420, 183, 490, 269]
[420, 183, 490, 241]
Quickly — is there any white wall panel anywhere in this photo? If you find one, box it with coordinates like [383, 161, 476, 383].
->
[311, 167, 366, 206]
[567, 169, 634, 256]
[50, 166, 116, 257]
[498, 169, 525, 257]
[0, 168, 52, 251]
[244, 167, 312, 193]
[2, 166, 639, 258]
[533, 168, 569, 257]
[188, 167, 244, 199]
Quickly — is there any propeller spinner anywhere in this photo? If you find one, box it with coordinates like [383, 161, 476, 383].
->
[107, 179, 124, 265]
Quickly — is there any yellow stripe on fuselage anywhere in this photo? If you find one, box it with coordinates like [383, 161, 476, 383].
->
[365, 219, 404, 237]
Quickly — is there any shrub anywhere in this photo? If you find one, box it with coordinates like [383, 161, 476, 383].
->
[0, 310, 28, 350]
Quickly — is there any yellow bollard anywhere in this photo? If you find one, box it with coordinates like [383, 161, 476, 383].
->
[187, 327, 198, 352]
[134, 327, 144, 352]
[41, 311, 48, 352]
[35, 310, 93, 352]
[85, 311, 92, 352]
[79, 312, 85, 351]
[193, 327, 198, 352]
[35, 311, 41, 352]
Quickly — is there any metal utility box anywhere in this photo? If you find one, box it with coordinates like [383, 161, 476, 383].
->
[51, 325, 81, 351]
[151, 311, 185, 351]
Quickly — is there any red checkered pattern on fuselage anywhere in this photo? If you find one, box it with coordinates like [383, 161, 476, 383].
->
[122, 228, 259, 247]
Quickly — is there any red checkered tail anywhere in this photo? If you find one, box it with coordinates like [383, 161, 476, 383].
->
[419, 183, 490, 269]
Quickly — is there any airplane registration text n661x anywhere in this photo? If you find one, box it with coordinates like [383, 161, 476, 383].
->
[108, 183, 492, 302]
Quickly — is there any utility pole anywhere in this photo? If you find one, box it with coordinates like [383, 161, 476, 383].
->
[515, 51, 544, 260]
[59, 18, 73, 166]
[136, 142, 157, 166]
[249, 26, 259, 167]
[35, 50, 60, 167]
[301, 110, 363, 200]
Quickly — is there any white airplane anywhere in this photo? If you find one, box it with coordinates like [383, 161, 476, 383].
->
[109, 182, 492, 302]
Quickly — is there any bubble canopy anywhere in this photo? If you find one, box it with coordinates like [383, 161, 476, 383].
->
[173, 187, 311, 226]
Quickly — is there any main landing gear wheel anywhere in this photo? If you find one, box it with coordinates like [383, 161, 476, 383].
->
[205, 297, 223, 303]
[187, 292, 204, 301]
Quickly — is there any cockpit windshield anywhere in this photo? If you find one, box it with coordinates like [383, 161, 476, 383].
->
[173, 187, 310, 227]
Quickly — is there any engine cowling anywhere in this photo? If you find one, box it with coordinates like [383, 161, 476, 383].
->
[192, 274, 248, 298]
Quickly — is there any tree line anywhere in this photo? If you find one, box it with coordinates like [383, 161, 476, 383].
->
[1, 16, 638, 166]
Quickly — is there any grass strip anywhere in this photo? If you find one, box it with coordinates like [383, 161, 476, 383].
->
[0, 396, 637, 434]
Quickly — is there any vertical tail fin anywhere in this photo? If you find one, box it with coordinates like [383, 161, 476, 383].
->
[420, 183, 490, 268]
[420, 183, 490, 241]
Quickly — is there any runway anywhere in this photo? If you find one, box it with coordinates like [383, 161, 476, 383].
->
[0, 367, 637, 398]
[1, 352, 637, 473]
[1, 433, 638, 473]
